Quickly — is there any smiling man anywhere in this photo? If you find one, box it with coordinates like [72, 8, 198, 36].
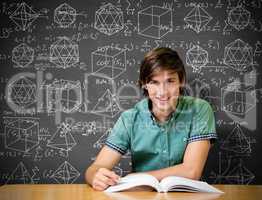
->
[85, 47, 217, 191]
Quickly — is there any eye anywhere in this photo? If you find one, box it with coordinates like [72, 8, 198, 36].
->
[167, 79, 176, 83]
[148, 80, 158, 84]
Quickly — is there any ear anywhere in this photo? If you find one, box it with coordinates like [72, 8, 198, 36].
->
[142, 85, 147, 89]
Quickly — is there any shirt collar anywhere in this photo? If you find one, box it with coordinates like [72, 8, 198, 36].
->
[135, 96, 183, 124]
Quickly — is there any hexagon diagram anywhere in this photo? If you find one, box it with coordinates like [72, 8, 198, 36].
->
[184, 5, 212, 33]
[50, 37, 79, 68]
[8, 76, 36, 107]
[186, 45, 208, 72]
[54, 3, 76, 28]
[9, 2, 39, 31]
[12, 43, 34, 68]
[94, 3, 124, 35]
[224, 39, 253, 71]
[228, 5, 250, 31]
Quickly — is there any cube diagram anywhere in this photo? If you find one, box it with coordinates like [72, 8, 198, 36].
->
[91, 46, 126, 78]
[5, 118, 39, 152]
[138, 6, 172, 39]
[221, 84, 255, 115]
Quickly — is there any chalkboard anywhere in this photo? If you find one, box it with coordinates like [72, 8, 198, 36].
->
[0, 0, 261, 185]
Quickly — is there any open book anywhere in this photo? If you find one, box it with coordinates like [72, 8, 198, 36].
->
[104, 174, 223, 193]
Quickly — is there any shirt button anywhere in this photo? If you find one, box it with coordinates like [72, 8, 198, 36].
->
[163, 150, 167, 153]
[183, 137, 187, 142]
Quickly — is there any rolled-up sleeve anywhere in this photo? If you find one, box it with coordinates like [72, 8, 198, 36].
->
[105, 114, 130, 155]
[188, 99, 217, 144]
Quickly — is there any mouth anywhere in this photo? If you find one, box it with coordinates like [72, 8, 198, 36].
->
[156, 97, 170, 102]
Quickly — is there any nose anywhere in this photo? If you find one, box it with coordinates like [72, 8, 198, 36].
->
[157, 83, 167, 96]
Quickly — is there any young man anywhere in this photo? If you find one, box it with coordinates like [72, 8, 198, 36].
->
[85, 47, 217, 191]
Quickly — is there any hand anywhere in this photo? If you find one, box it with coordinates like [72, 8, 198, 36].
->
[92, 168, 120, 191]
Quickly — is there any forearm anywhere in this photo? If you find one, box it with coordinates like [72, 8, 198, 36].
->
[146, 163, 201, 181]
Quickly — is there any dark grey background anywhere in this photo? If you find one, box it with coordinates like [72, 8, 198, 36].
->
[0, 0, 261, 185]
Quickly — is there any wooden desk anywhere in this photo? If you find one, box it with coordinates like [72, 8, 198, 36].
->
[0, 184, 261, 200]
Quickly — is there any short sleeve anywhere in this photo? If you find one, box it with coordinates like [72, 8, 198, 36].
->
[105, 114, 130, 155]
[188, 99, 217, 144]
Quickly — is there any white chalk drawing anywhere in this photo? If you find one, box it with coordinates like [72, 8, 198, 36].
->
[5, 162, 34, 184]
[54, 3, 76, 28]
[47, 123, 77, 155]
[94, 3, 124, 35]
[91, 46, 126, 79]
[9, 2, 40, 31]
[91, 89, 121, 118]
[221, 82, 256, 115]
[185, 78, 211, 100]
[221, 125, 251, 154]
[46, 79, 82, 113]
[184, 5, 212, 33]
[186, 45, 209, 72]
[3, 117, 39, 153]
[12, 43, 34, 68]
[223, 39, 253, 71]
[138, 5, 172, 39]
[210, 155, 255, 184]
[228, 5, 250, 31]
[93, 128, 111, 149]
[84, 73, 117, 114]
[117, 83, 141, 110]
[254, 41, 262, 56]
[51, 161, 80, 183]
[50, 37, 79, 68]
[7, 76, 36, 108]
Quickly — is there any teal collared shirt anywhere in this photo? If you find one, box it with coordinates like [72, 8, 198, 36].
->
[105, 96, 217, 172]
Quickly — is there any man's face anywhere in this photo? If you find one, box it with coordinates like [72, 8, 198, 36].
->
[146, 70, 183, 113]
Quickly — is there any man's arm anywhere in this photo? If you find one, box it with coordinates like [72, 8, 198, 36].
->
[85, 146, 122, 190]
[146, 140, 211, 181]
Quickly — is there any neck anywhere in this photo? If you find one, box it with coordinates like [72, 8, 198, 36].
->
[152, 105, 175, 123]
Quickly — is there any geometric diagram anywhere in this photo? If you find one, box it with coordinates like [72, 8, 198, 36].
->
[138, 5, 172, 39]
[117, 83, 141, 111]
[46, 79, 82, 113]
[50, 37, 79, 69]
[210, 156, 255, 184]
[54, 3, 76, 28]
[228, 5, 251, 31]
[91, 46, 126, 79]
[3, 117, 39, 153]
[186, 45, 208, 72]
[184, 78, 211, 100]
[5, 162, 34, 184]
[51, 161, 80, 184]
[223, 39, 253, 71]
[221, 125, 251, 154]
[9, 2, 40, 31]
[91, 89, 121, 118]
[93, 128, 111, 149]
[7, 76, 36, 108]
[221, 82, 256, 115]
[94, 3, 124, 36]
[254, 41, 262, 57]
[184, 5, 212, 33]
[47, 123, 76, 154]
[224, 160, 255, 184]
[84, 73, 117, 114]
[12, 43, 34, 68]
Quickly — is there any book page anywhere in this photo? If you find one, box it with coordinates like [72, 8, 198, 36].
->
[159, 176, 223, 193]
[105, 173, 161, 192]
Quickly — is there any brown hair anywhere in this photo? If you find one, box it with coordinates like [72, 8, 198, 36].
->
[138, 47, 186, 96]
